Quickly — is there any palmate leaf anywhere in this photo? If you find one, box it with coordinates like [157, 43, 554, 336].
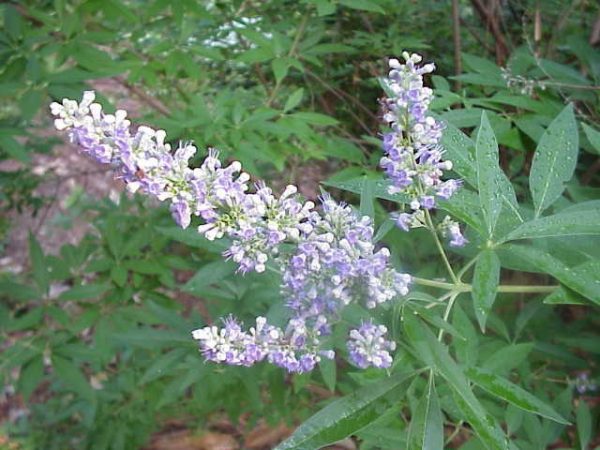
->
[403, 314, 508, 450]
[275, 370, 417, 450]
[443, 120, 522, 227]
[529, 104, 579, 218]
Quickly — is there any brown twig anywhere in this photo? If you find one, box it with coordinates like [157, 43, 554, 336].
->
[470, 0, 509, 64]
[452, 0, 462, 90]
[114, 77, 171, 116]
[459, 18, 495, 54]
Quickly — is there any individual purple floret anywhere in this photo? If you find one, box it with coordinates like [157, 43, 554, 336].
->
[440, 216, 468, 247]
[379, 52, 464, 236]
[52, 91, 412, 373]
[347, 320, 396, 369]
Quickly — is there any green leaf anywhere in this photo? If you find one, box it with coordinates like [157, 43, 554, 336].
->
[403, 314, 508, 450]
[373, 218, 394, 243]
[272, 58, 291, 84]
[155, 225, 228, 252]
[438, 189, 485, 235]
[582, 123, 600, 155]
[322, 176, 410, 204]
[319, 358, 336, 392]
[0, 134, 29, 162]
[501, 210, 600, 242]
[472, 249, 501, 332]
[19, 89, 43, 121]
[284, 88, 304, 112]
[407, 376, 444, 450]
[72, 43, 122, 74]
[481, 343, 534, 375]
[110, 265, 128, 287]
[441, 121, 478, 187]
[291, 112, 338, 126]
[466, 367, 570, 425]
[0, 281, 39, 301]
[7, 308, 44, 332]
[529, 104, 578, 217]
[359, 177, 375, 220]
[543, 286, 587, 305]
[139, 348, 188, 385]
[4, 5, 23, 40]
[312, 0, 336, 16]
[339, 0, 385, 13]
[443, 120, 522, 225]
[52, 356, 94, 400]
[29, 233, 49, 294]
[59, 283, 111, 301]
[476, 112, 504, 236]
[576, 400, 592, 450]
[500, 244, 600, 305]
[183, 260, 237, 294]
[275, 371, 416, 450]
[18, 356, 44, 401]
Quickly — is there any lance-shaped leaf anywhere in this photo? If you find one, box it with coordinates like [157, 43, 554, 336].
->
[359, 176, 375, 219]
[475, 112, 505, 236]
[322, 176, 410, 204]
[466, 367, 570, 425]
[403, 314, 508, 450]
[407, 375, 444, 450]
[582, 122, 600, 155]
[500, 244, 600, 306]
[442, 120, 478, 187]
[443, 120, 522, 226]
[501, 209, 600, 242]
[472, 249, 501, 332]
[275, 370, 417, 450]
[530, 104, 578, 218]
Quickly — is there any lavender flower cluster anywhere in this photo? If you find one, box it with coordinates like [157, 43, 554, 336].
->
[379, 52, 467, 247]
[51, 92, 408, 373]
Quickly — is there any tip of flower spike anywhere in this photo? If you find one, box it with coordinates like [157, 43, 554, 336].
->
[191, 327, 211, 340]
[82, 91, 96, 103]
[389, 58, 401, 69]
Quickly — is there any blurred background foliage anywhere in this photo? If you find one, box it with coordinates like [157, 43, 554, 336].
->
[0, 0, 599, 449]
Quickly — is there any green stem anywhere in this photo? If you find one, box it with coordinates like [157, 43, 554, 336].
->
[438, 292, 460, 341]
[424, 209, 459, 283]
[413, 276, 558, 294]
[457, 255, 477, 281]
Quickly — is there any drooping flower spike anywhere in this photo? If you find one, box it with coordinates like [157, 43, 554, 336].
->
[51, 91, 411, 373]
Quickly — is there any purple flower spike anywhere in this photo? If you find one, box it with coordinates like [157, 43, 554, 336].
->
[379, 52, 465, 234]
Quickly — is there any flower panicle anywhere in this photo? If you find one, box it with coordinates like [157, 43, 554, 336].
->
[52, 91, 411, 373]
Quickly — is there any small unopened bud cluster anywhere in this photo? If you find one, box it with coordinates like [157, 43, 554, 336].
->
[379, 52, 466, 247]
[51, 92, 410, 373]
[501, 67, 546, 96]
[439, 216, 468, 247]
